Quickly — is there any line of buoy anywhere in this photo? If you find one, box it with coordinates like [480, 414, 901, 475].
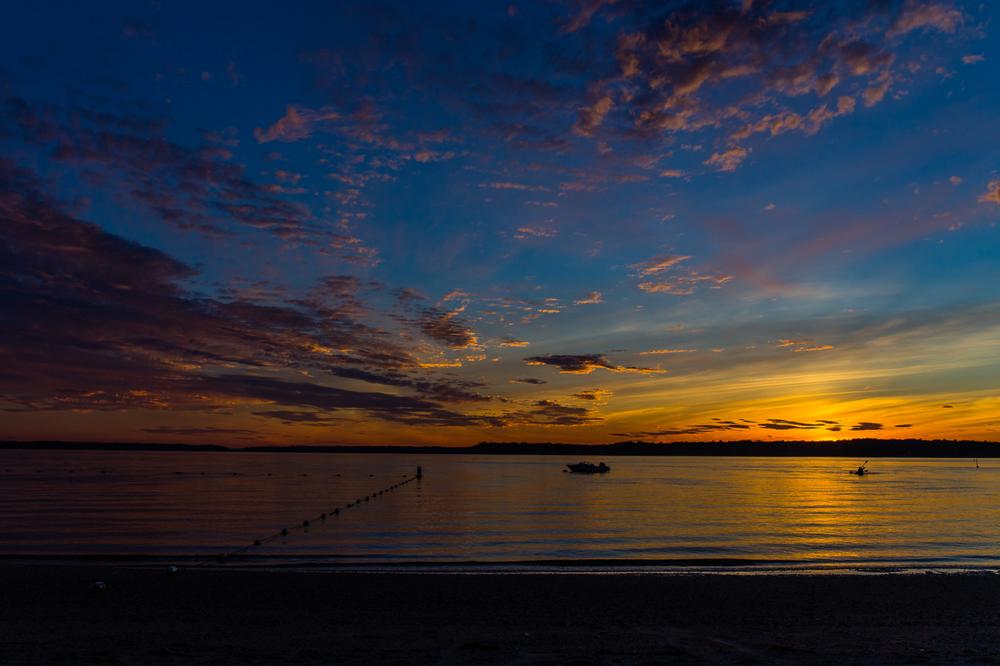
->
[214, 466, 423, 564]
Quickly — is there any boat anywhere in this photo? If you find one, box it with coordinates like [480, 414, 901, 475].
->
[566, 462, 610, 474]
[849, 461, 869, 476]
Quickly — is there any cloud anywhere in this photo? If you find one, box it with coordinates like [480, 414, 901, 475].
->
[254, 105, 341, 143]
[637, 273, 732, 296]
[251, 410, 341, 425]
[513, 225, 558, 240]
[479, 181, 548, 192]
[777, 339, 833, 353]
[978, 180, 1000, 204]
[632, 255, 691, 277]
[510, 399, 601, 426]
[416, 307, 480, 349]
[574, 291, 603, 305]
[524, 353, 663, 375]
[141, 426, 261, 437]
[0, 96, 359, 250]
[613, 413, 911, 439]
[639, 348, 696, 355]
[200, 374, 502, 427]
[632, 254, 731, 296]
[572, 388, 611, 402]
[887, 2, 963, 38]
[500, 336, 530, 347]
[573, 95, 614, 137]
[509, 377, 546, 385]
[704, 146, 748, 172]
[0, 159, 497, 426]
[962, 54, 984, 65]
[560, 1, 942, 174]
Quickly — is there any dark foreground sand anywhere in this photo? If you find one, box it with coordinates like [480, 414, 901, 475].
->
[2, 567, 1000, 665]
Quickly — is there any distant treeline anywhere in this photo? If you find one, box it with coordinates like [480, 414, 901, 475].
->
[2, 439, 1000, 457]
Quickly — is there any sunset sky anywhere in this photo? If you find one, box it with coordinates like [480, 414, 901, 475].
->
[1, 1, 997, 445]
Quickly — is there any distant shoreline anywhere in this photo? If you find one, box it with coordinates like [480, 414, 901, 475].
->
[2, 438, 1000, 457]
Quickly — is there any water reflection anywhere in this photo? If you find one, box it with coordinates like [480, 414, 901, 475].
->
[0, 452, 997, 568]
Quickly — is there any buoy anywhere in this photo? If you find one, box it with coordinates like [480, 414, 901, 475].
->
[167, 565, 178, 575]
[91, 581, 107, 592]
[281, 528, 288, 536]
[303, 520, 310, 527]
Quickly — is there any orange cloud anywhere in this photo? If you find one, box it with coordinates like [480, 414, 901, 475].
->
[887, 2, 963, 38]
[704, 146, 748, 172]
[574, 291, 603, 305]
[978, 180, 1000, 204]
[254, 105, 340, 143]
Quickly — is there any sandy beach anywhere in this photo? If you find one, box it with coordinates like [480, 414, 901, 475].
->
[2, 566, 999, 664]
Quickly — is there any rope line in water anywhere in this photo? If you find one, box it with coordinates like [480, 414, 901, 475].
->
[215, 468, 422, 564]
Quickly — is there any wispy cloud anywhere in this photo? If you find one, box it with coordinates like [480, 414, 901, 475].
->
[525, 353, 663, 375]
[574, 291, 603, 305]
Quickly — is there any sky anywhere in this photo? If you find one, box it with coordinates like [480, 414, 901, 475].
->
[0, 0, 997, 445]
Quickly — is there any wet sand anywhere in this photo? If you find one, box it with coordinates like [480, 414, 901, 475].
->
[2, 566, 999, 664]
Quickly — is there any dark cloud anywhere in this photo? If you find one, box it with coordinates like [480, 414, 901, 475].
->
[141, 426, 260, 437]
[0, 96, 376, 262]
[850, 422, 884, 431]
[416, 306, 480, 349]
[510, 399, 600, 426]
[200, 374, 500, 427]
[0, 160, 492, 425]
[524, 353, 662, 374]
[509, 377, 547, 385]
[572, 388, 610, 401]
[251, 410, 341, 425]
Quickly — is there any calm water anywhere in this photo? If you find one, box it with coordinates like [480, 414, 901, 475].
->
[1, 451, 998, 571]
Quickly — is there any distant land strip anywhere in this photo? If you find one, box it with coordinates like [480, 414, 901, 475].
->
[2, 440, 1000, 457]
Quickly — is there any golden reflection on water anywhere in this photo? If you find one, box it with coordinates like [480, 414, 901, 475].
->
[1, 452, 998, 568]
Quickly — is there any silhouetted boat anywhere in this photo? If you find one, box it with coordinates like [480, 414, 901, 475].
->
[566, 462, 610, 474]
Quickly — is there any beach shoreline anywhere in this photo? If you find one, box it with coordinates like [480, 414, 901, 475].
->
[2, 566, 999, 664]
